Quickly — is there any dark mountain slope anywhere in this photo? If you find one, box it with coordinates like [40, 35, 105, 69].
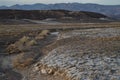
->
[0, 3, 120, 19]
[0, 9, 107, 20]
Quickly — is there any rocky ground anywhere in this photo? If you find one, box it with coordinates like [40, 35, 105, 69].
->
[32, 28, 120, 80]
[0, 27, 120, 80]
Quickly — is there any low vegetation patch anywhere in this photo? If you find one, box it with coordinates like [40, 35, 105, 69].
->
[35, 30, 50, 40]
[13, 56, 34, 69]
[6, 36, 37, 54]
[26, 39, 37, 46]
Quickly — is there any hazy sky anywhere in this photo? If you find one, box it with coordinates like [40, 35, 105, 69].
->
[0, 0, 120, 6]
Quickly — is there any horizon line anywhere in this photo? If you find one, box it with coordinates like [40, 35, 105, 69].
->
[1, 2, 120, 7]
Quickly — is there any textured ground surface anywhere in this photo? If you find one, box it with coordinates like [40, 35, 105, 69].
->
[0, 25, 120, 80]
[33, 28, 120, 80]
[0, 30, 62, 80]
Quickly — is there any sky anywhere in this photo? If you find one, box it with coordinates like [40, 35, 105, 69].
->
[0, 0, 120, 6]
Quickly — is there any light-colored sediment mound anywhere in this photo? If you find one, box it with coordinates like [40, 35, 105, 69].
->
[34, 28, 120, 80]
[58, 28, 120, 40]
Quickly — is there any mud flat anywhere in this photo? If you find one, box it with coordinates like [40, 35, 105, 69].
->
[33, 28, 120, 80]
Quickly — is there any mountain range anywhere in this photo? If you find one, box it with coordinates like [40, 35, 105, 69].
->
[0, 3, 120, 19]
[0, 10, 108, 23]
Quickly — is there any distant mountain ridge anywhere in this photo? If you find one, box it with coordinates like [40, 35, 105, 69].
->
[0, 10, 107, 20]
[0, 3, 120, 19]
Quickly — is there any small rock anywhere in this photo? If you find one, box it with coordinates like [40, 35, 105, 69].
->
[33, 66, 39, 72]
[41, 69, 47, 74]
[47, 68, 54, 75]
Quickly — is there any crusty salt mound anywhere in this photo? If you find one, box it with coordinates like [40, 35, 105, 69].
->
[34, 28, 120, 80]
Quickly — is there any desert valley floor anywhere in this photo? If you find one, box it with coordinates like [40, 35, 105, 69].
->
[0, 23, 120, 80]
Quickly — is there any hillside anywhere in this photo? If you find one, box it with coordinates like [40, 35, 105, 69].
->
[0, 3, 120, 19]
[0, 10, 109, 24]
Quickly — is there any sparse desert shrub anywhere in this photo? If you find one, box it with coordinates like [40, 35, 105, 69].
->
[28, 31, 41, 36]
[26, 39, 37, 46]
[6, 36, 31, 54]
[6, 44, 22, 54]
[19, 36, 30, 44]
[13, 58, 34, 69]
[39, 30, 50, 36]
[35, 30, 50, 40]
